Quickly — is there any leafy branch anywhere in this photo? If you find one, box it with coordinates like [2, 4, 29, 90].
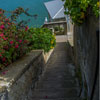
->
[62, 0, 100, 25]
[5, 7, 38, 28]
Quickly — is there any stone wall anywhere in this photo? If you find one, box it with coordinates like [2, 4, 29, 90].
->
[73, 10, 99, 100]
[0, 49, 53, 100]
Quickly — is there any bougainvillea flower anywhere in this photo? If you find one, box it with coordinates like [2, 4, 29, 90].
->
[0, 33, 4, 37]
[0, 11, 2, 14]
[2, 37, 7, 40]
[19, 40, 22, 43]
[10, 41, 14, 44]
[0, 25, 5, 29]
[25, 26, 29, 31]
[5, 18, 9, 21]
[0, 54, 2, 57]
[2, 71, 6, 75]
[2, 70, 8, 75]
[23, 40, 28, 43]
[15, 44, 19, 48]
[2, 57, 6, 62]
[8, 23, 11, 25]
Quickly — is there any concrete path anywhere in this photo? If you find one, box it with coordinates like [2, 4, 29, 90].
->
[55, 34, 73, 46]
[30, 42, 81, 100]
[56, 35, 67, 43]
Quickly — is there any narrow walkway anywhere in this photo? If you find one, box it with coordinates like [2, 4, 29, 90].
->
[31, 42, 81, 100]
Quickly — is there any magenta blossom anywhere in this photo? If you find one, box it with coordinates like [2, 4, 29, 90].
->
[3, 38, 7, 40]
[2, 70, 8, 75]
[19, 40, 22, 43]
[25, 26, 29, 31]
[10, 41, 14, 44]
[5, 18, 9, 21]
[0, 33, 4, 37]
[0, 25, 5, 30]
[2, 57, 6, 62]
[2, 37, 7, 40]
[15, 44, 19, 48]
[0, 11, 2, 14]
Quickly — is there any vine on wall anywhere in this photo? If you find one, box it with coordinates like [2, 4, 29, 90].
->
[62, 0, 100, 25]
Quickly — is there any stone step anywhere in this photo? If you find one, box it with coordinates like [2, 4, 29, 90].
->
[31, 98, 81, 100]
[47, 63, 68, 67]
[40, 70, 76, 79]
[46, 63, 75, 70]
[46, 67, 74, 72]
[43, 74, 74, 78]
[32, 88, 80, 99]
[40, 76, 77, 82]
[47, 62, 68, 65]
[39, 74, 75, 80]
[29, 43, 80, 100]
[39, 76, 77, 83]
[46, 67, 74, 73]
[45, 69, 71, 74]
[46, 64, 68, 68]
[37, 72, 78, 82]
[35, 80, 79, 89]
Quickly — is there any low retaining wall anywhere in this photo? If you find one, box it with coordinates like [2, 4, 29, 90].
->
[0, 49, 53, 100]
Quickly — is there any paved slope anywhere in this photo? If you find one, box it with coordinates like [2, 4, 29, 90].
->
[30, 42, 81, 100]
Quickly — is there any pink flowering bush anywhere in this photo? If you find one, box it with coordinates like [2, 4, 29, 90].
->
[0, 9, 29, 69]
[0, 8, 56, 70]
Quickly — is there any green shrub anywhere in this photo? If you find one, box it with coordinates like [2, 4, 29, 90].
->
[54, 26, 64, 32]
[63, 0, 100, 25]
[28, 28, 56, 52]
[0, 8, 56, 70]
